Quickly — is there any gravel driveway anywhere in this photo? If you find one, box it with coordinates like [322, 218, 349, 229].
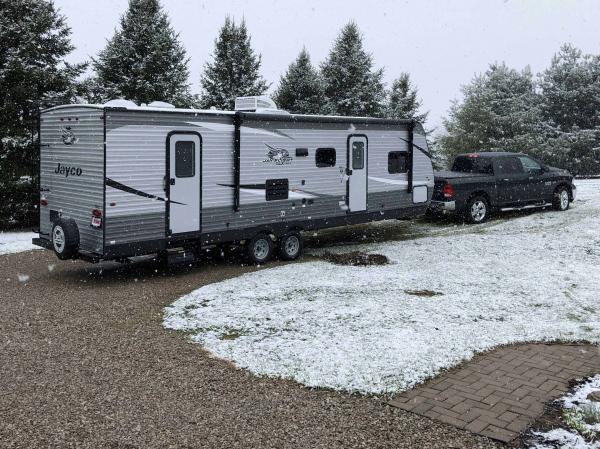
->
[0, 249, 501, 449]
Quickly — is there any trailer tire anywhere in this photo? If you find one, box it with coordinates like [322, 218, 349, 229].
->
[51, 218, 80, 260]
[279, 232, 303, 261]
[247, 233, 274, 265]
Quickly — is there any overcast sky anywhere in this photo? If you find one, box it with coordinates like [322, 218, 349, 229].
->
[54, 0, 600, 130]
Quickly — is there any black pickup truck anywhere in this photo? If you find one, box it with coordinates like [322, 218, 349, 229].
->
[429, 152, 577, 223]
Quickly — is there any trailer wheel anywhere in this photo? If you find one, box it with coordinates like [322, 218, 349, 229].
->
[279, 232, 303, 261]
[51, 218, 80, 260]
[247, 233, 274, 265]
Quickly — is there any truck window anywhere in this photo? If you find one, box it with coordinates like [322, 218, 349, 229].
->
[451, 156, 494, 174]
[518, 155, 542, 174]
[496, 156, 525, 175]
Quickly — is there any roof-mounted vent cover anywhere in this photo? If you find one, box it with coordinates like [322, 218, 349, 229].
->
[104, 99, 138, 108]
[234, 96, 278, 111]
[148, 101, 176, 109]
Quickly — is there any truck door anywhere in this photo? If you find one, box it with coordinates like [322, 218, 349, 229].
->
[168, 132, 201, 235]
[347, 135, 368, 212]
[517, 155, 545, 202]
[494, 156, 528, 206]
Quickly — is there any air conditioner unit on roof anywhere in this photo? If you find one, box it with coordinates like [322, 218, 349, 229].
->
[234, 96, 278, 111]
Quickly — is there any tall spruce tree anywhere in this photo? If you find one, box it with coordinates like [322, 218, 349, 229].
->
[540, 44, 600, 132]
[92, 0, 192, 106]
[199, 18, 269, 110]
[272, 48, 325, 114]
[385, 73, 428, 123]
[438, 63, 541, 164]
[0, 0, 84, 229]
[537, 44, 600, 175]
[321, 22, 385, 117]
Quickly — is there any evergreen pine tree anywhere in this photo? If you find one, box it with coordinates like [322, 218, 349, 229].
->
[320, 22, 385, 117]
[438, 63, 541, 164]
[539, 44, 600, 132]
[385, 73, 428, 123]
[91, 0, 192, 106]
[199, 18, 269, 110]
[537, 44, 600, 175]
[0, 0, 84, 228]
[272, 48, 325, 114]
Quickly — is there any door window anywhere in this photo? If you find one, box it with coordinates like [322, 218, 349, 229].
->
[175, 141, 195, 178]
[496, 156, 524, 175]
[518, 155, 542, 174]
[352, 141, 365, 169]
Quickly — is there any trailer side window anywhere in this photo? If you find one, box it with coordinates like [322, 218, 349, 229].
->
[315, 148, 336, 167]
[388, 151, 408, 174]
[175, 141, 195, 178]
[266, 178, 289, 201]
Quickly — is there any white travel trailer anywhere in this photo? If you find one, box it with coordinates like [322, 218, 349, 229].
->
[33, 97, 434, 264]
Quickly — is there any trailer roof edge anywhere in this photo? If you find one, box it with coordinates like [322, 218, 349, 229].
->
[238, 112, 416, 126]
[40, 104, 420, 127]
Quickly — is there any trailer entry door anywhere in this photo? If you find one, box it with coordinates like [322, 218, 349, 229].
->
[347, 135, 368, 212]
[168, 133, 201, 235]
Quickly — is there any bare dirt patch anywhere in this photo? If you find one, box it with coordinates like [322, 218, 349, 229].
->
[403, 289, 444, 297]
[321, 251, 389, 266]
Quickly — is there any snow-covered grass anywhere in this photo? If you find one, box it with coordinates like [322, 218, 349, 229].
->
[0, 231, 38, 255]
[164, 180, 600, 395]
[528, 375, 600, 449]
[530, 428, 600, 449]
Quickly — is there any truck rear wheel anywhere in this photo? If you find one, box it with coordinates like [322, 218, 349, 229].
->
[465, 196, 489, 224]
[279, 232, 303, 261]
[247, 233, 274, 265]
[52, 218, 80, 260]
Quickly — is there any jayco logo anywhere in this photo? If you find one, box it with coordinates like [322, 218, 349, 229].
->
[60, 125, 78, 145]
[54, 163, 82, 178]
[262, 143, 292, 165]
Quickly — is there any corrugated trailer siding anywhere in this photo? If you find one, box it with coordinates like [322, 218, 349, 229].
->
[192, 119, 235, 234]
[40, 106, 104, 253]
[413, 130, 435, 194]
[104, 111, 235, 243]
[231, 119, 428, 230]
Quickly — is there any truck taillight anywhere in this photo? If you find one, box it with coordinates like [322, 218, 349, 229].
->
[443, 183, 455, 199]
[40, 199, 48, 206]
[91, 209, 102, 228]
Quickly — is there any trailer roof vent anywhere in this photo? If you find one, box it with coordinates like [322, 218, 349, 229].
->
[234, 96, 278, 111]
[148, 101, 176, 109]
[104, 99, 137, 108]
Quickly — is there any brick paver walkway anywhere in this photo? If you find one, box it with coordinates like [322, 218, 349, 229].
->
[388, 343, 600, 442]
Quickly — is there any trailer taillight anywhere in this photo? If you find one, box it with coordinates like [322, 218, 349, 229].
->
[443, 183, 455, 199]
[91, 209, 102, 228]
[40, 199, 48, 206]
